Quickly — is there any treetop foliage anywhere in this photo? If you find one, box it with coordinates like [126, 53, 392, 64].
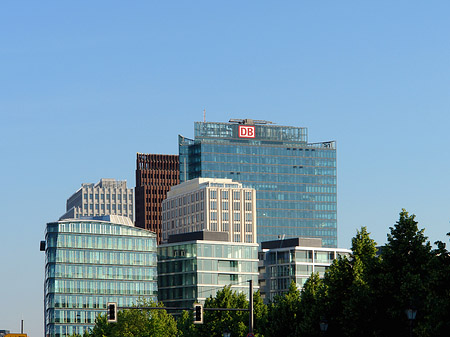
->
[82, 210, 450, 337]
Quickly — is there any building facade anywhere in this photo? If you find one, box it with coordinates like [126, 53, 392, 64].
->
[161, 178, 256, 244]
[179, 119, 337, 247]
[135, 153, 179, 244]
[157, 231, 259, 308]
[258, 237, 350, 303]
[43, 217, 158, 337]
[60, 179, 134, 222]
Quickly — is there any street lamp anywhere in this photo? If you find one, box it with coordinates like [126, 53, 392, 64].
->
[319, 317, 328, 334]
[223, 327, 231, 337]
[405, 307, 417, 337]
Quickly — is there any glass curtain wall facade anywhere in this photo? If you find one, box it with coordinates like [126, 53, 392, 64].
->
[44, 219, 158, 337]
[158, 235, 259, 308]
[179, 120, 337, 247]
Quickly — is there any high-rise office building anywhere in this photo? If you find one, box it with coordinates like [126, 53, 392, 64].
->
[179, 119, 337, 247]
[135, 153, 179, 244]
[42, 216, 158, 337]
[60, 179, 134, 222]
[161, 178, 257, 244]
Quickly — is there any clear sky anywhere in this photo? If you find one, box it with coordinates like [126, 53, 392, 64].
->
[1, 1, 449, 336]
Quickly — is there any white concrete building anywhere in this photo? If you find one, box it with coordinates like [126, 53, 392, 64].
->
[258, 237, 351, 303]
[161, 178, 256, 244]
[60, 179, 134, 222]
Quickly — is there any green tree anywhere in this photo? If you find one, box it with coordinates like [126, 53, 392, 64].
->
[176, 310, 197, 337]
[202, 285, 249, 337]
[265, 281, 302, 337]
[177, 287, 267, 337]
[297, 272, 323, 337]
[341, 227, 379, 337]
[416, 236, 450, 336]
[375, 209, 432, 336]
[253, 290, 268, 337]
[298, 227, 379, 337]
[87, 299, 178, 337]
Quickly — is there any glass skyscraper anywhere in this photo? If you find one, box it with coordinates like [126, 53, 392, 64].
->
[43, 217, 158, 337]
[179, 119, 337, 247]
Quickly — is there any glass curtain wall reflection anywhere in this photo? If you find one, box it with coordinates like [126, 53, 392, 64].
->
[158, 236, 259, 308]
[179, 120, 337, 247]
[43, 219, 157, 337]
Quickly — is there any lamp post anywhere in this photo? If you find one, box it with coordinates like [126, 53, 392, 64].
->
[405, 307, 417, 337]
[319, 317, 328, 335]
[223, 327, 231, 337]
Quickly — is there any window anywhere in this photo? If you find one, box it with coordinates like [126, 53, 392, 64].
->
[211, 222, 218, 231]
[222, 222, 229, 231]
[233, 213, 240, 221]
[221, 191, 229, 199]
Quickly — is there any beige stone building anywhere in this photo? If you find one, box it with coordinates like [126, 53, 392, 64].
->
[60, 179, 134, 222]
[161, 178, 256, 244]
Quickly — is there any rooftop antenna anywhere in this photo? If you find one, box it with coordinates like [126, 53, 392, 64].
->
[203, 109, 206, 122]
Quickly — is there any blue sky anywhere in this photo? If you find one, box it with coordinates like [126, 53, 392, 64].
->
[1, 1, 450, 336]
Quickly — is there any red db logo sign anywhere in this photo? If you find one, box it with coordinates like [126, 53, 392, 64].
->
[239, 125, 255, 138]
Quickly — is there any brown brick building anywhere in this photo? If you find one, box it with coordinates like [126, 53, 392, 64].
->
[135, 153, 179, 244]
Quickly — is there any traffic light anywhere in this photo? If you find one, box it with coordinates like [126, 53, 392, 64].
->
[193, 303, 203, 324]
[107, 302, 117, 323]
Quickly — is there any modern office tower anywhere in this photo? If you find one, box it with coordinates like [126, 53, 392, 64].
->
[258, 237, 350, 303]
[60, 179, 134, 222]
[157, 231, 259, 308]
[161, 178, 257, 244]
[135, 153, 179, 244]
[179, 119, 337, 247]
[42, 216, 158, 337]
